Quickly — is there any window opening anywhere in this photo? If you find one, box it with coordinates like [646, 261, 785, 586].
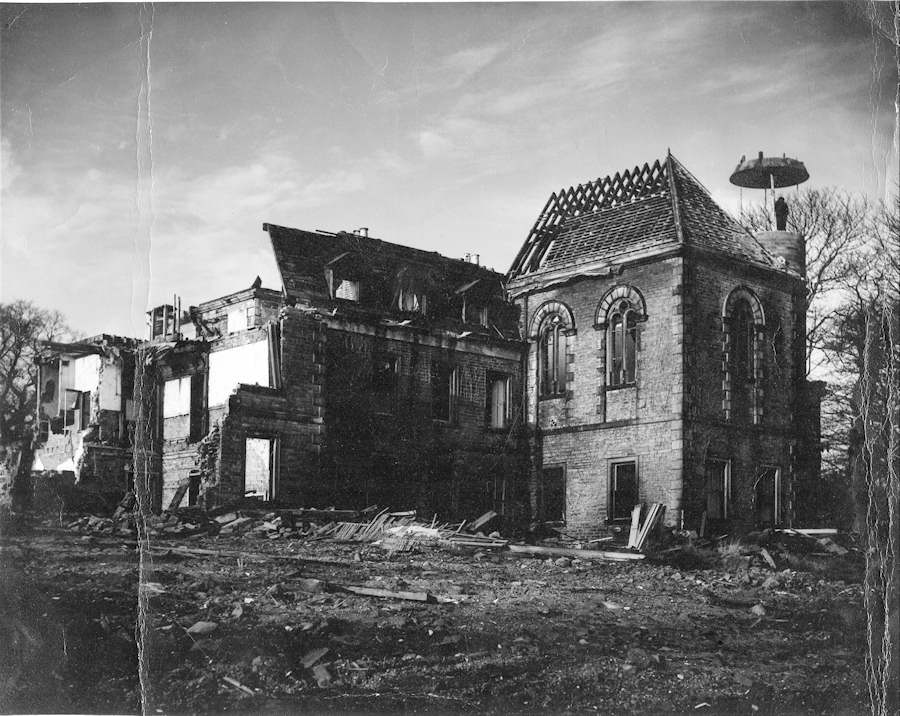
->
[486, 372, 510, 429]
[539, 315, 566, 397]
[431, 362, 457, 421]
[608, 300, 637, 386]
[705, 458, 731, 520]
[541, 466, 566, 523]
[336, 279, 360, 301]
[610, 461, 638, 521]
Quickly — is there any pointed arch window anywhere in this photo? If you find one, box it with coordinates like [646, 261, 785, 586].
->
[608, 301, 638, 387]
[539, 314, 567, 397]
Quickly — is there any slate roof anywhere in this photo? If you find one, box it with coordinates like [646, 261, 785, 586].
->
[508, 153, 774, 279]
[263, 223, 520, 339]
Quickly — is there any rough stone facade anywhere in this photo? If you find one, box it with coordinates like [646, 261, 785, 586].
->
[508, 153, 823, 537]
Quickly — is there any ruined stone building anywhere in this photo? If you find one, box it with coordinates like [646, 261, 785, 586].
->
[33, 335, 139, 500]
[508, 153, 822, 536]
[31, 152, 822, 533]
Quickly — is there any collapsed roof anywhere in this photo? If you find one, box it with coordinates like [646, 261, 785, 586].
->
[508, 152, 776, 279]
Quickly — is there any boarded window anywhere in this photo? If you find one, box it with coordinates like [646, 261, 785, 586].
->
[431, 362, 458, 422]
[610, 461, 638, 521]
[705, 458, 730, 520]
[244, 437, 274, 500]
[486, 372, 510, 429]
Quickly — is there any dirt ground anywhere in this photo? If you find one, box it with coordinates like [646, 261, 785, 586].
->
[0, 521, 868, 714]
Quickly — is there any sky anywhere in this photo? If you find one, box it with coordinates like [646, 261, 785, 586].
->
[1, 2, 897, 338]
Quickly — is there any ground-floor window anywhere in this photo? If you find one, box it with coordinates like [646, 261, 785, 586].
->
[541, 465, 566, 523]
[609, 459, 638, 521]
[754, 465, 782, 526]
[244, 437, 275, 501]
[705, 458, 731, 520]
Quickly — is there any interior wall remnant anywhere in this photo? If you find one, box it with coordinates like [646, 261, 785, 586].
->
[207, 340, 270, 406]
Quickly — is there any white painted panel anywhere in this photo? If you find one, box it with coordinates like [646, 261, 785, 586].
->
[72, 355, 100, 392]
[244, 438, 271, 499]
[98, 358, 122, 410]
[208, 339, 269, 406]
[163, 376, 191, 417]
[227, 307, 247, 333]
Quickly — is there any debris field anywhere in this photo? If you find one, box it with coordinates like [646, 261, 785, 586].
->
[0, 506, 867, 714]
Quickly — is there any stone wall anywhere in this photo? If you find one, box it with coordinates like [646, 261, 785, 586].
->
[681, 251, 809, 529]
[515, 257, 684, 535]
[320, 319, 526, 522]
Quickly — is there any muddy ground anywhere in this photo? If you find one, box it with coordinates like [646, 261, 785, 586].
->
[0, 522, 867, 714]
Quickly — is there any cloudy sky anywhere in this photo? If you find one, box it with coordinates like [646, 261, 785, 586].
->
[1, 2, 897, 338]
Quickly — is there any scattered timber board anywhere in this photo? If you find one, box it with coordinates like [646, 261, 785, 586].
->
[507, 544, 644, 561]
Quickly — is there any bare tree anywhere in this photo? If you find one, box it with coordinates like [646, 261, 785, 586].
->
[742, 188, 871, 375]
[0, 300, 71, 510]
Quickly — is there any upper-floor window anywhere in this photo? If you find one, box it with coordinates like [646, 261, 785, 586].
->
[486, 372, 510, 429]
[431, 362, 458, 421]
[596, 285, 646, 389]
[227, 305, 255, 333]
[399, 289, 426, 313]
[335, 279, 360, 302]
[723, 287, 764, 423]
[539, 314, 567, 398]
[608, 301, 638, 387]
[372, 354, 398, 414]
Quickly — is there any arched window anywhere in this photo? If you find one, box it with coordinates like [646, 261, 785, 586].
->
[723, 287, 764, 423]
[608, 300, 638, 387]
[539, 314, 567, 397]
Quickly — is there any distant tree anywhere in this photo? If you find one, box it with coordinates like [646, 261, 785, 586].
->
[741, 188, 870, 374]
[0, 300, 70, 510]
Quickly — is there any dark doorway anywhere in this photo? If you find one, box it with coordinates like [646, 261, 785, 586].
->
[755, 466, 781, 526]
[541, 466, 565, 523]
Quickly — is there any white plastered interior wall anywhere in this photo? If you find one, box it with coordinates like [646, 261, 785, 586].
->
[208, 339, 270, 406]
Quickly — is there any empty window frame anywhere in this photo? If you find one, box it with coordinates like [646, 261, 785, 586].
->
[705, 458, 731, 520]
[608, 301, 638, 387]
[541, 465, 566, 523]
[244, 437, 275, 501]
[335, 279, 360, 301]
[399, 289, 426, 313]
[609, 460, 638, 521]
[431, 362, 458, 422]
[372, 354, 399, 413]
[754, 465, 782, 526]
[486, 372, 510, 429]
[539, 314, 567, 397]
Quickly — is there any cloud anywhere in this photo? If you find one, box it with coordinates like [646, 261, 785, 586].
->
[441, 44, 505, 78]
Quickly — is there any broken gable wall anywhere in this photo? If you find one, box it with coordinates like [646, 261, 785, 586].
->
[205, 307, 325, 507]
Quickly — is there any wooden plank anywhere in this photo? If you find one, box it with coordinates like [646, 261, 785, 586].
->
[166, 481, 190, 511]
[759, 547, 777, 569]
[471, 510, 498, 531]
[776, 528, 837, 536]
[627, 505, 642, 548]
[636, 503, 664, 551]
[508, 544, 644, 561]
[342, 585, 435, 603]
